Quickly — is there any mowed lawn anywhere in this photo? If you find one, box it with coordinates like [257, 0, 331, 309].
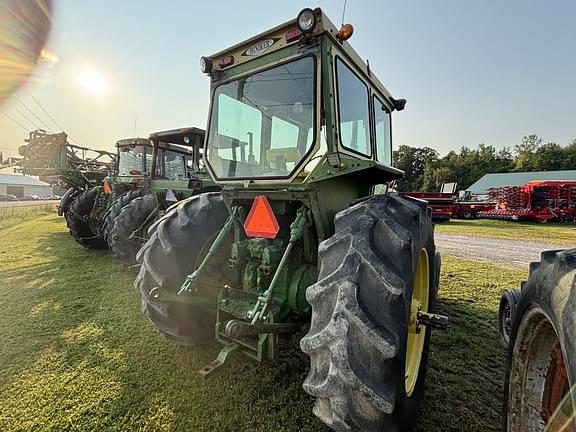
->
[0, 209, 527, 431]
[435, 217, 576, 245]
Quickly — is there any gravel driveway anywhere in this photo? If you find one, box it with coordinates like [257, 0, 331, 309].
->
[434, 232, 567, 268]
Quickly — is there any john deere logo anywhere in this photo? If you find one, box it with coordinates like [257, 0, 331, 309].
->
[243, 38, 278, 56]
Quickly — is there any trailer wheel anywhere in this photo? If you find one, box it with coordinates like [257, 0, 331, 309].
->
[103, 188, 148, 244]
[110, 193, 158, 266]
[498, 288, 521, 350]
[461, 209, 474, 219]
[58, 187, 82, 217]
[504, 249, 576, 431]
[66, 187, 107, 249]
[135, 193, 227, 346]
[301, 194, 438, 432]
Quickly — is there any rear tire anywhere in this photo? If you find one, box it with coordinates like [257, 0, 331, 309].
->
[504, 249, 576, 431]
[300, 194, 438, 432]
[110, 193, 158, 266]
[66, 187, 107, 249]
[498, 288, 521, 350]
[135, 193, 227, 346]
[103, 188, 148, 244]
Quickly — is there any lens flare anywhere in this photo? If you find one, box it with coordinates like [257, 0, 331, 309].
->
[39, 48, 58, 67]
[0, 0, 53, 106]
[78, 69, 109, 96]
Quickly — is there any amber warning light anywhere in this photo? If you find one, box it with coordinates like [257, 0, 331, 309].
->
[244, 195, 280, 239]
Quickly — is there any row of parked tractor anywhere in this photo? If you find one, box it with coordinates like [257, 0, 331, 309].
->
[48, 127, 219, 265]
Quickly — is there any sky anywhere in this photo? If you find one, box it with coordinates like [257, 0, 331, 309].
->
[0, 0, 575, 159]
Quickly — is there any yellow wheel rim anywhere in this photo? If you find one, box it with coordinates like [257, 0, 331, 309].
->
[405, 248, 430, 396]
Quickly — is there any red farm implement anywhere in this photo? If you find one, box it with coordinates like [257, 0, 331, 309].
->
[477, 180, 576, 223]
[398, 191, 454, 222]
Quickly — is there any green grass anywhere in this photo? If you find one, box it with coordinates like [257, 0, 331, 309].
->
[0, 204, 58, 230]
[435, 218, 576, 245]
[0, 214, 526, 431]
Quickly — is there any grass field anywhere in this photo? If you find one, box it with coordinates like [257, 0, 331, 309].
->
[0, 204, 58, 231]
[0, 212, 527, 431]
[435, 217, 576, 245]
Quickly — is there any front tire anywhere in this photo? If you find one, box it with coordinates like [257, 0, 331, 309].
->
[300, 194, 438, 432]
[498, 288, 521, 350]
[58, 187, 82, 217]
[135, 193, 227, 346]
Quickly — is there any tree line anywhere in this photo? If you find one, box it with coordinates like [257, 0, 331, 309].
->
[392, 134, 576, 192]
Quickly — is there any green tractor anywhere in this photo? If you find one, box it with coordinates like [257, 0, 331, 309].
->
[65, 137, 156, 249]
[136, 8, 447, 431]
[108, 127, 219, 265]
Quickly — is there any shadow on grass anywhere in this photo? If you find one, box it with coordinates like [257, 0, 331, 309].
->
[0, 222, 511, 431]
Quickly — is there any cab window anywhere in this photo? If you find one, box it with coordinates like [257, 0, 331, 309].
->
[373, 96, 392, 165]
[336, 58, 371, 156]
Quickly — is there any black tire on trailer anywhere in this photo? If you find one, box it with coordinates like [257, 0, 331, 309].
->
[461, 209, 474, 219]
[504, 249, 576, 431]
[300, 194, 438, 432]
[498, 288, 521, 350]
[110, 193, 158, 266]
[58, 187, 82, 217]
[66, 187, 108, 249]
[135, 193, 228, 346]
[102, 188, 148, 244]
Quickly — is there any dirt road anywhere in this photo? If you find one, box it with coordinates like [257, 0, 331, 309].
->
[434, 232, 566, 268]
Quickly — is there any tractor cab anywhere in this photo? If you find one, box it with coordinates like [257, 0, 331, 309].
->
[148, 127, 218, 193]
[201, 8, 406, 239]
[115, 137, 153, 178]
[149, 127, 203, 181]
[202, 8, 405, 190]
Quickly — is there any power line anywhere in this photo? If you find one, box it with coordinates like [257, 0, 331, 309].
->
[25, 88, 65, 131]
[24, 88, 87, 147]
[0, 112, 29, 132]
[14, 95, 53, 131]
[11, 105, 41, 130]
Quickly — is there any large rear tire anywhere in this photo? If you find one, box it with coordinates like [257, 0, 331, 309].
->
[110, 193, 158, 266]
[102, 188, 148, 244]
[300, 194, 438, 432]
[66, 187, 108, 249]
[135, 193, 227, 346]
[504, 249, 576, 431]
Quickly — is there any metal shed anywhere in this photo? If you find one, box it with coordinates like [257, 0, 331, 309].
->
[0, 173, 53, 197]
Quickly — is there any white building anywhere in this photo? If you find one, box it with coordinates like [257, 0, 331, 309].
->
[0, 174, 53, 197]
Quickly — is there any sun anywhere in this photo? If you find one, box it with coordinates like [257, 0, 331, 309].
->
[78, 69, 109, 96]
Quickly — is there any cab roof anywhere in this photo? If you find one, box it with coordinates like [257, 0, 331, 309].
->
[206, 7, 394, 102]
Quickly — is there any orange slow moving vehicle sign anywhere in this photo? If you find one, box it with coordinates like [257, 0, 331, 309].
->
[243, 195, 280, 239]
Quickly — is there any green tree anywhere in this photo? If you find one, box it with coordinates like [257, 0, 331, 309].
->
[514, 134, 542, 171]
[560, 138, 576, 170]
[535, 143, 564, 170]
[392, 145, 438, 191]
